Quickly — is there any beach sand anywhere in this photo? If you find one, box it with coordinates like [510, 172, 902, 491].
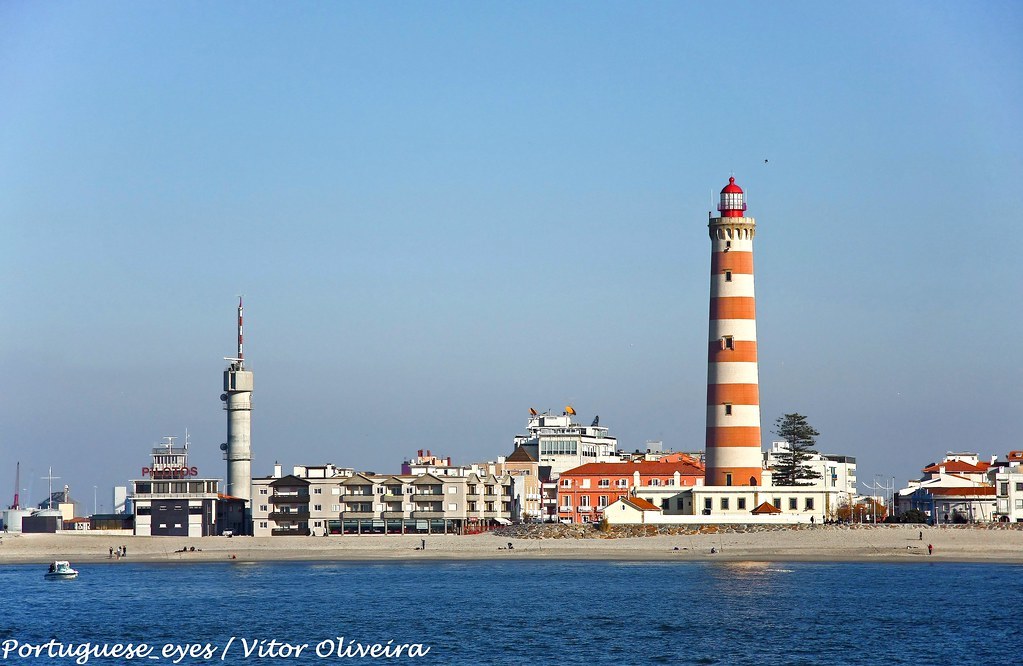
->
[1, 525, 1021, 565]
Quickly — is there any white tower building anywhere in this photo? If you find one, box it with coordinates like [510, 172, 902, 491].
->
[222, 298, 253, 502]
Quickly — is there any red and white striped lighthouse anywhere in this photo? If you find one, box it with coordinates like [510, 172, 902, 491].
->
[705, 176, 762, 487]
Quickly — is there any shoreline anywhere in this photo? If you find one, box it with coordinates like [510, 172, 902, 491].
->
[2, 525, 1021, 566]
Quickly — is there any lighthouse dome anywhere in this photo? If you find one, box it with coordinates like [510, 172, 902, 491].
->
[721, 176, 743, 194]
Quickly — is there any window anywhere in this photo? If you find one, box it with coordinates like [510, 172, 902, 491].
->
[598, 495, 609, 508]
[725, 473, 733, 487]
[789, 498, 798, 510]
[662, 498, 670, 508]
[562, 479, 571, 487]
[737, 497, 746, 510]
[617, 479, 629, 488]
[722, 336, 734, 350]
[581, 479, 591, 489]
[259, 488, 268, 495]
[580, 496, 590, 507]
[448, 503, 456, 511]
[598, 479, 610, 488]
[314, 488, 323, 494]
[704, 498, 712, 509]
[724, 269, 733, 282]
[259, 521, 267, 528]
[314, 504, 322, 511]
[1016, 483, 1023, 492]
[721, 498, 729, 510]
[1016, 499, 1023, 509]
[468, 501, 477, 512]
[650, 479, 660, 486]
[724, 404, 733, 416]
[331, 504, 340, 512]
[331, 487, 340, 495]
[1000, 483, 1009, 495]
[561, 496, 571, 508]
[773, 497, 781, 509]
[540, 439, 578, 456]
[805, 498, 814, 510]
[259, 505, 268, 512]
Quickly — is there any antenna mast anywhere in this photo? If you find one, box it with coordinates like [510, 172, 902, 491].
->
[237, 296, 244, 366]
[11, 462, 19, 510]
[41, 467, 60, 510]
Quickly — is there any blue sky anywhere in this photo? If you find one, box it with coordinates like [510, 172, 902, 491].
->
[1, 2, 1020, 509]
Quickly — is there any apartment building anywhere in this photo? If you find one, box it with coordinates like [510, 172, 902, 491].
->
[251, 464, 515, 536]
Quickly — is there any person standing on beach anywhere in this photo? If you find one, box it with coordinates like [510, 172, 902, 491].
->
[122, 545, 127, 557]
[928, 544, 933, 555]
[109, 546, 113, 558]
[421, 538, 426, 550]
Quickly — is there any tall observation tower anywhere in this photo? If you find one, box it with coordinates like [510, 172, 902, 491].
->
[222, 298, 253, 502]
[705, 177, 762, 487]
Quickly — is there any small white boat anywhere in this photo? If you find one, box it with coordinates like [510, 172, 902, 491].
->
[44, 561, 78, 580]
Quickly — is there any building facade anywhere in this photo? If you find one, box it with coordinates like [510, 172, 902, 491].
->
[130, 437, 223, 537]
[556, 460, 705, 524]
[251, 465, 515, 536]
[896, 452, 996, 523]
[993, 458, 1023, 522]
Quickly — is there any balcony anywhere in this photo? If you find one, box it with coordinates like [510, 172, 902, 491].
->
[269, 495, 309, 504]
[558, 506, 573, 513]
[381, 511, 407, 519]
[411, 511, 444, 519]
[342, 511, 376, 519]
[413, 492, 444, 499]
[271, 527, 310, 536]
[341, 491, 375, 500]
[381, 493, 405, 502]
[269, 511, 310, 521]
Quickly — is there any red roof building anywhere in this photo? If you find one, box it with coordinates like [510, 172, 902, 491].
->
[556, 460, 705, 523]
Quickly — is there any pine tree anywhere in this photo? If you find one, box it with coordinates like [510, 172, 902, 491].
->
[772, 413, 822, 486]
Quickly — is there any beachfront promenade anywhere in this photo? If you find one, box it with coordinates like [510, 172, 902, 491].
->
[2, 524, 1021, 565]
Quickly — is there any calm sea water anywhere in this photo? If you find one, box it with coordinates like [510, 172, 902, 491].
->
[0, 560, 1017, 665]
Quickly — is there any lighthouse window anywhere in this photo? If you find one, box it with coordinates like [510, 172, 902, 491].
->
[724, 404, 733, 416]
[725, 270, 733, 282]
[722, 336, 734, 350]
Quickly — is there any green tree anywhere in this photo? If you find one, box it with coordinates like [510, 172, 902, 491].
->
[772, 413, 822, 486]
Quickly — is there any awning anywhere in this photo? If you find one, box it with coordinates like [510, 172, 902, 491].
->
[494, 517, 511, 525]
